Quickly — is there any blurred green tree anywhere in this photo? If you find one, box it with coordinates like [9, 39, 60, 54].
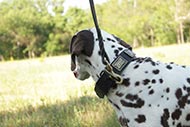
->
[0, 0, 189, 60]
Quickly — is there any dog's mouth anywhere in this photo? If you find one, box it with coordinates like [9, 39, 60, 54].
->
[73, 71, 78, 78]
[72, 70, 90, 80]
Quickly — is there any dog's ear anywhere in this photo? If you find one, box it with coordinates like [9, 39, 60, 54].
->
[113, 35, 132, 50]
[70, 35, 76, 54]
[70, 30, 94, 57]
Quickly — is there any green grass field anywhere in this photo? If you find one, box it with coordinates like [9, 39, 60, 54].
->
[0, 43, 190, 127]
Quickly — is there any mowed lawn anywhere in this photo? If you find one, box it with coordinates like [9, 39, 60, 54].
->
[0, 43, 190, 127]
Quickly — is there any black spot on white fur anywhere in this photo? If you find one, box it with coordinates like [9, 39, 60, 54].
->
[187, 78, 190, 84]
[175, 88, 182, 99]
[143, 79, 150, 85]
[134, 65, 139, 69]
[118, 47, 123, 51]
[121, 94, 145, 108]
[116, 91, 124, 97]
[149, 89, 154, 95]
[107, 37, 116, 42]
[135, 115, 146, 123]
[172, 109, 182, 120]
[123, 78, 130, 87]
[166, 65, 173, 70]
[114, 49, 119, 57]
[135, 81, 140, 86]
[152, 69, 160, 74]
[166, 88, 170, 93]
[151, 79, 156, 84]
[159, 78, 164, 84]
[161, 108, 170, 127]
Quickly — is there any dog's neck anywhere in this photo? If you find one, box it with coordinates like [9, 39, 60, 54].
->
[86, 34, 127, 82]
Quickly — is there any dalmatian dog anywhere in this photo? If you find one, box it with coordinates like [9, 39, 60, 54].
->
[69, 28, 190, 127]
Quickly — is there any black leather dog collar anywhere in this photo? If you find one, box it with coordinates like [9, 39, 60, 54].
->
[95, 49, 135, 98]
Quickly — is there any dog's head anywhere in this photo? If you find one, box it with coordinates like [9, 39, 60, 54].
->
[70, 30, 94, 80]
[69, 28, 133, 81]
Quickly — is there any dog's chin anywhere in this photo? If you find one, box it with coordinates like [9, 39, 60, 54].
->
[76, 72, 90, 81]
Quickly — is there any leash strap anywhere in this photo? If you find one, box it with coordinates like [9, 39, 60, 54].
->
[89, 0, 109, 64]
[89, 0, 135, 98]
[89, 0, 101, 40]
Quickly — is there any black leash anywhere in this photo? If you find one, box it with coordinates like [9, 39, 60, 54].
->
[89, 0, 109, 64]
[89, 0, 136, 98]
[89, 0, 102, 40]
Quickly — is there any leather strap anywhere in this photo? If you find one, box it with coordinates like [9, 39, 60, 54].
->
[89, 0, 109, 64]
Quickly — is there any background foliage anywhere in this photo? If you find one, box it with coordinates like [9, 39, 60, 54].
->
[0, 0, 190, 60]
